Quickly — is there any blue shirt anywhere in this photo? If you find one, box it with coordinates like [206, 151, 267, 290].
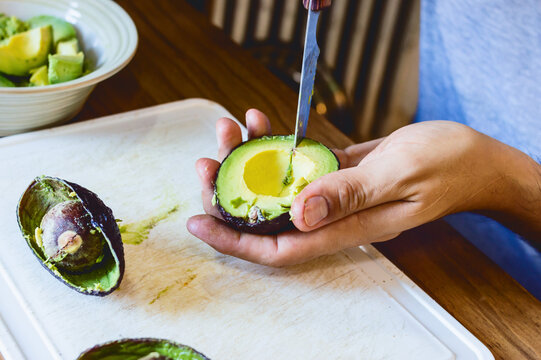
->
[416, 0, 541, 299]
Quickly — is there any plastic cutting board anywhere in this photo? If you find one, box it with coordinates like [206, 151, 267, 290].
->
[0, 99, 493, 360]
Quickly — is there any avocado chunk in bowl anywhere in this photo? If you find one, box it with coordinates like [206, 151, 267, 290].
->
[16, 176, 125, 296]
[28, 14, 76, 45]
[0, 25, 52, 77]
[77, 338, 210, 360]
[0, 13, 87, 85]
[215, 135, 339, 234]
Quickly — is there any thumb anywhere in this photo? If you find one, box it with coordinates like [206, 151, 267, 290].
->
[291, 162, 403, 231]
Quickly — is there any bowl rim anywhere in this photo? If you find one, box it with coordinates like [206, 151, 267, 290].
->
[0, 0, 138, 94]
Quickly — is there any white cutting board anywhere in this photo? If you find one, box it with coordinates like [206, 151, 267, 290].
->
[0, 99, 492, 360]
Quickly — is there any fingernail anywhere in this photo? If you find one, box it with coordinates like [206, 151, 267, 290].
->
[304, 196, 328, 226]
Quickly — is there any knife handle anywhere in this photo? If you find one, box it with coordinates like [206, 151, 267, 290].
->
[303, 0, 332, 11]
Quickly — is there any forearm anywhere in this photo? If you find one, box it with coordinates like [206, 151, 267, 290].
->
[483, 142, 541, 241]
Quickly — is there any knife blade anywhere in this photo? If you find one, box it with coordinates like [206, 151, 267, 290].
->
[293, 0, 321, 149]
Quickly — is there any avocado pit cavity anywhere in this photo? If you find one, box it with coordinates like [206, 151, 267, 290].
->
[242, 149, 315, 197]
[215, 135, 339, 234]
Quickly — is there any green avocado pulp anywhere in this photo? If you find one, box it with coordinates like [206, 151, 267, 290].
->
[17, 177, 120, 294]
[78, 339, 207, 360]
[119, 205, 180, 245]
[216, 135, 338, 221]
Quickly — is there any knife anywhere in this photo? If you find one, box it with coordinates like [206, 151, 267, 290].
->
[293, 0, 332, 149]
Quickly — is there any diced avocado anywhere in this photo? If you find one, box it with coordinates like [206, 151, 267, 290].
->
[29, 65, 49, 86]
[48, 51, 84, 84]
[0, 13, 29, 41]
[56, 37, 79, 55]
[28, 15, 76, 45]
[215, 135, 339, 234]
[0, 25, 52, 76]
[0, 73, 15, 87]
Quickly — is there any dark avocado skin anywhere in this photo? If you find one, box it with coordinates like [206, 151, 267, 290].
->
[16, 176, 125, 296]
[77, 338, 210, 360]
[67, 180, 125, 296]
[217, 204, 293, 234]
[214, 136, 340, 235]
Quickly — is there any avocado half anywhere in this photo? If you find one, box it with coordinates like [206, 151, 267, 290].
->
[215, 135, 339, 234]
[77, 338, 210, 360]
[16, 176, 124, 296]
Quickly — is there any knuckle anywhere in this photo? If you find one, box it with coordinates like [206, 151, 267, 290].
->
[335, 172, 366, 215]
[261, 252, 290, 267]
[255, 241, 287, 267]
[266, 238, 301, 267]
[353, 211, 370, 234]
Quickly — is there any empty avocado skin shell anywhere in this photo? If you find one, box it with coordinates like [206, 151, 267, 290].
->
[16, 176, 125, 296]
[214, 136, 339, 235]
[77, 338, 210, 360]
[68, 180, 125, 294]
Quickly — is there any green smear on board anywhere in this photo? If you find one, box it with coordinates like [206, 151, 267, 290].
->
[149, 272, 197, 305]
[119, 205, 180, 245]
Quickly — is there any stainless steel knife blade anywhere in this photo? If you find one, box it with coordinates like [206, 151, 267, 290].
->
[293, 1, 321, 148]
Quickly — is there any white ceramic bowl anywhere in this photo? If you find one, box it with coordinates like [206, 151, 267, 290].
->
[0, 0, 138, 136]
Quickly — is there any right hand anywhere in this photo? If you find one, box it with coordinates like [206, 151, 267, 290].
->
[303, 0, 332, 11]
[291, 120, 541, 241]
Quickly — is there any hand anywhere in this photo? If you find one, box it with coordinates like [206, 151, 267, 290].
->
[187, 110, 541, 266]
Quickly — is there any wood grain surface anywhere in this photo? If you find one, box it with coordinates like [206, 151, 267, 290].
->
[1, 1, 539, 359]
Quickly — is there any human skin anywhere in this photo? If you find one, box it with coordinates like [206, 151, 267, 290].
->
[186, 109, 541, 266]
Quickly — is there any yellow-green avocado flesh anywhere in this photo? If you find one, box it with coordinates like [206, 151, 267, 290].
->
[215, 135, 339, 233]
[0, 25, 52, 76]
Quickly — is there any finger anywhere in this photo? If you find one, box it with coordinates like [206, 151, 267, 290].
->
[187, 201, 411, 267]
[195, 158, 222, 218]
[330, 149, 348, 170]
[337, 138, 385, 168]
[217, 117, 243, 161]
[246, 109, 272, 139]
[187, 215, 282, 265]
[290, 157, 406, 231]
[274, 202, 408, 265]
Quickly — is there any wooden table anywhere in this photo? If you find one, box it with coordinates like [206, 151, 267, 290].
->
[2, 1, 539, 359]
